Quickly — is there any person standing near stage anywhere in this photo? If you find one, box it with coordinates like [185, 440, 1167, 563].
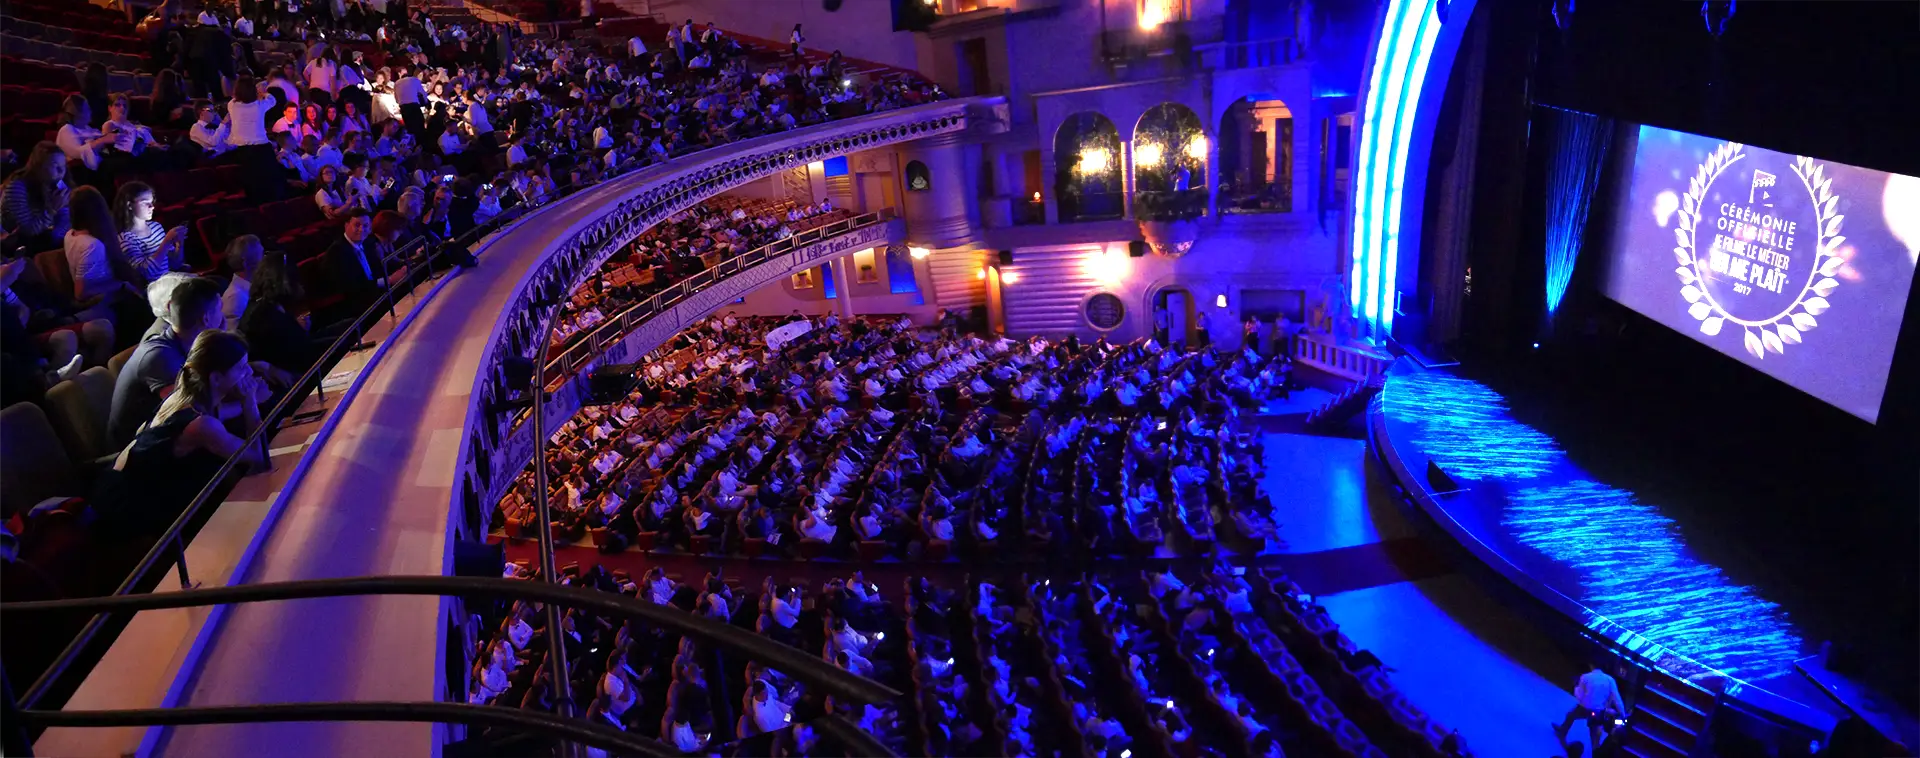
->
[1555, 662, 1626, 750]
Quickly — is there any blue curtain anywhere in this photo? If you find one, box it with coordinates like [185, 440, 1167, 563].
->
[1543, 109, 1613, 318]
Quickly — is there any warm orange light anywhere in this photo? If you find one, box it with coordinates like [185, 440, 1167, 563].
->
[1133, 141, 1164, 169]
[1085, 249, 1128, 285]
[1031, 191, 1042, 202]
[1076, 147, 1111, 175]
[977, 268, 987, 279]
[1138, 0, 1175, 30]
[1184, 135, 1208, 161]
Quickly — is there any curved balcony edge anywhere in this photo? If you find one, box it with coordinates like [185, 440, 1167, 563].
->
[459, 97, 1005, 527]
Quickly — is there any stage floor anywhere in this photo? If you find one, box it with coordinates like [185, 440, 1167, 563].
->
[1374, 366, 1813, 688]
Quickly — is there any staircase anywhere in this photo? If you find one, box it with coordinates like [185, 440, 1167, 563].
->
[1304, 373, 1386, 432]
[1620, 671, 1717, 757]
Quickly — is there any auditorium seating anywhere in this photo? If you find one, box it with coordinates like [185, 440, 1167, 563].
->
[506, 313, 1296, 567]
[0, 0, 951, 701]
[465, 558, 1470, 756]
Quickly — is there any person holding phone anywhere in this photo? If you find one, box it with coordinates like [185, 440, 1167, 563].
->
[114, 181, 189, 281]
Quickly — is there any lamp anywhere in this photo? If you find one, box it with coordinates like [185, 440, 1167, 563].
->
[1133, 142, 1164, 169]
[909, 246, 931, 260]
[1001, 270, 1020, 284]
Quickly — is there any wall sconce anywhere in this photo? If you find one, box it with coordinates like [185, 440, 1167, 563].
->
[909, 246, 931, 259]
[1184, 135, 1208, 162]
[1215, 294, 1228, 308]
[1133, 142, 1164, 169]
[1086, 248, 1127, 285]
[1031, 191, 1042, 203]
[1001, 270, 1020, 284]
[977, 268, 988, 280]
[1076, 147, 1111, 175]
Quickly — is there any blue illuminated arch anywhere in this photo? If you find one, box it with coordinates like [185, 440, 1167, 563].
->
[1347, 0, 1477, 339]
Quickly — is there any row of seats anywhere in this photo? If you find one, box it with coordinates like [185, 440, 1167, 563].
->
[503, 316, 1293, 568]
[464, 558, 1469, 758]
[0, 26, 146, 72]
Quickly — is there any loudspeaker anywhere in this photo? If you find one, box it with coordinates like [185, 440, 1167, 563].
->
[1128, 240, 1148, 258]
[586, 362, 639, 405]
[452, 539, 505, 578]
[500, 357, 536, 389]
[1426, 460, 1458, 493]
[996, 249, 1014, 266]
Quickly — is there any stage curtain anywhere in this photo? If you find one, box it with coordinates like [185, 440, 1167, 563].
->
[1543, 108, 1613, 318]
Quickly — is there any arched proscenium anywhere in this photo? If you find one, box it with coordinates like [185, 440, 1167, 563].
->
[1346, 0, 1478, 340]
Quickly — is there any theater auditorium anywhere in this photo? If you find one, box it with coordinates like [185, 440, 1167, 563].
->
[1, 0, 1914, 756]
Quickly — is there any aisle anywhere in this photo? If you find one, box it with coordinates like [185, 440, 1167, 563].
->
[1260, 429, 1575, 757]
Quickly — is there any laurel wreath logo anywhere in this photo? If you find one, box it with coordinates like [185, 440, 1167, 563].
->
[1672, 142, 1844, 360]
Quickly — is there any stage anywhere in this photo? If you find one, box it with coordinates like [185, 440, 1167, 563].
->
[1366, 360, 1857, 735]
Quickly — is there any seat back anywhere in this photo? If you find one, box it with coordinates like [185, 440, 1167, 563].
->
[0, 402, 79, 517]
[43, 366, 115, 462]
[32, 247, 75, 302]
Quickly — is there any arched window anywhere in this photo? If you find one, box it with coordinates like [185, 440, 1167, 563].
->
[1052, 112, 1125, 222]
[904, 160, 931, 192]
[1132, 102, 1207, 220]
[1219, 97, 1293, 213]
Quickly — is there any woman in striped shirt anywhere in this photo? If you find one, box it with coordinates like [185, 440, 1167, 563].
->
[0, 142, 70, 255]
[113, 181, 188, 282]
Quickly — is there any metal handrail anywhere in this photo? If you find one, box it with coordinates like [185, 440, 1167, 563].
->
[2, 575, 903, 707]
[16, 702, 679, 758]
[5, 576, 904, 756]
[541, 209, 895, 382]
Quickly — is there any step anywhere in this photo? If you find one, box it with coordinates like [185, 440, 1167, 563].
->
[1645, 672, 1719, 715]
[1623, 724, 1691, 758]
[1632, 705, 1700, 752]
[1639, 681, 1712, 727]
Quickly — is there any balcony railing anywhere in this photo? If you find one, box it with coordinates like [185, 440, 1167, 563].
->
[1, 575, 902, 757]
[543, 210, 897, 384]
[1194, 37, 1303, 69]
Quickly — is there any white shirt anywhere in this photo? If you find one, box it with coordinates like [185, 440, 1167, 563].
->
[55, 123, 103, 170]
[304, 59, 339, 96]
[438, 131, 465, 154]
[226, 94, 279, 146]
[467, 101, 493, 133]
[506, 144, 528, 165]
[1575, 670, 1625, 712]
[234, 16, 253, 35]
[394, 76, 428, 106]
[627, 37, 647, 57]
[190, 119, 230, 153]
[222, 275, 251, 331]
[64, 232, 115, 299]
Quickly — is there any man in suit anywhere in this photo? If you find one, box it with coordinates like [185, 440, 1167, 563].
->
[322, 210, 387, 320]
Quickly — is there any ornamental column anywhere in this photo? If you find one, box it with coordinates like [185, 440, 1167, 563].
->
[897, 132, 982, 249]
